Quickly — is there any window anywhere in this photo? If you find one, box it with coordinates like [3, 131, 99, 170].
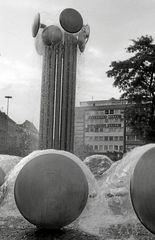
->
[99, 145, 103, 151]
[104, 145, 108, 151]
[119, 145, 123, 151]
[119, 136, 123, 141]
[109, 136, 113, 141]
[94, 145, 98, 151]
[109, 145, 113, 151]
[114, 145, 118, 151]
[108, 124, 121, 128]
[90, 127, 94, 132]
[89, 145, 93, 150]
[114, 136, 118, 141]
[115, 109, 120, 114]
[127, 135, 135, 141]
[99, 136, 104, 141]
[105, 109, 109, 114]
[104, 136, 108, 141]
[110, 109, 114, 114]
[94, 136, 98, 141]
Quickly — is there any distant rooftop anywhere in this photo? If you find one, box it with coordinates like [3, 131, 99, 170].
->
[18, 120, 38, 134]
[80, 98, 128, 107]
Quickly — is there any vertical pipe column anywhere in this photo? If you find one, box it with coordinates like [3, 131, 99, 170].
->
[60, 33, 70, 150]
[54, 43, 63, 149]
[47, 45, 56, 148]
[43, 47, 51, 149]
[39, 45, 56, 149]
[66, 34, 73, 151]
[39, 46, 50, 149]
[60, 33, 78, 152]
[70, 36, 78, 152]
[66, 35, 78, 152]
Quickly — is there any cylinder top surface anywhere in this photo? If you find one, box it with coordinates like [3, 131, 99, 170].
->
[130, 147, 155, 234]
[59, 8, 83, 33]
[14, 152, 88, 229]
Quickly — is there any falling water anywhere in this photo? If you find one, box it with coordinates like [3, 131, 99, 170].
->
[0, 146, 155, 239]
[77, 144, 155, 239]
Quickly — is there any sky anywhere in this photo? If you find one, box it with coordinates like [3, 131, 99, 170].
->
[0, 0, 154, 128]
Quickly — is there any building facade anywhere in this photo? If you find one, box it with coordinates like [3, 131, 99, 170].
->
[0, 112, 39, 156]
[74, 98, 144, 160]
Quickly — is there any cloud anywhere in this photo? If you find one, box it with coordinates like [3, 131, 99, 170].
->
[76, 45, 121, 105]
[0, 56, 41, 127]
[0, 56, 40, 88]
[87, 47, 105, 62]
[0, 0, 61, 12]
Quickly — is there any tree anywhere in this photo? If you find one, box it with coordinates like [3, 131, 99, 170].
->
[107, 35, 155, 142]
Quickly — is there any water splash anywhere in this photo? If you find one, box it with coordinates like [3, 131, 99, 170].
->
[78, 144, 155, 237]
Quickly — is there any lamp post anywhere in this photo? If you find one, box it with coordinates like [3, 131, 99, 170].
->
[5, 96, 12, 153]
[5, 96, 12, 116]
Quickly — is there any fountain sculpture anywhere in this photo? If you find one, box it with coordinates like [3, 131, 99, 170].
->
[14, 8, 90, 229]
[13, 6, 155, 236]
[33, 8, 90, 152]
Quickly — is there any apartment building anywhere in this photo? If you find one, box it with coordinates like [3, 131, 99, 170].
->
[74, 98, 144, 159]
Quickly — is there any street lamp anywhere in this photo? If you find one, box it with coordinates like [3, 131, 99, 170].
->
[5, 96, 12, 116]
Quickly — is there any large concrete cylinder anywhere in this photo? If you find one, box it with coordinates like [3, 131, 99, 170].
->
[130, 145, 155, 234]
[14, 151, 88, 229]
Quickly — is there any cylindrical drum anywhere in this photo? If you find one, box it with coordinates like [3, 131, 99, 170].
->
[14, 151, 88, 229]
[130, 146, 155, 234]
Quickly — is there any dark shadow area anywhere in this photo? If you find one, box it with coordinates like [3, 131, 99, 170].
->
[0, 227, 100, 240]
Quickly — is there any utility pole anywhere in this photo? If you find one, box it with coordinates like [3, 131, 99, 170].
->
[5, 96, 12, 116]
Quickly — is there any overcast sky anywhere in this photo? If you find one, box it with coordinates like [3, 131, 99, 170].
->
[0, 0, 154, 128]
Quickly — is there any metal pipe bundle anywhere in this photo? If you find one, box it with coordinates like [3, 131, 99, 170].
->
[33, 9, 90, 152]
[60, 33, 77, 152]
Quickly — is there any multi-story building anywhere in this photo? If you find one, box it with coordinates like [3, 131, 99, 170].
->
[74, 98, 144, 160]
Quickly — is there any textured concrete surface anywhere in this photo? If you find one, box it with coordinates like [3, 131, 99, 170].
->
[0, 216, 155, 240]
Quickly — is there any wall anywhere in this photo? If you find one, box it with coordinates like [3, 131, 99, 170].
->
[0, 112, 39, 156]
